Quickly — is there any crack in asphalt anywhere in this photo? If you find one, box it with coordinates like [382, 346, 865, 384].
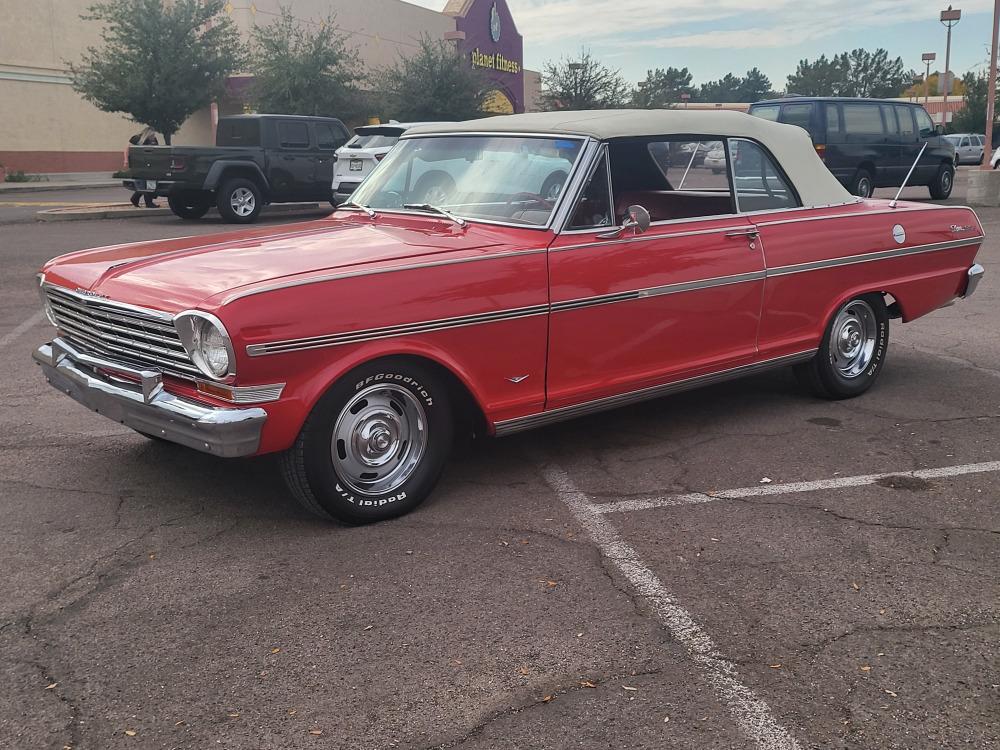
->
[804, 619, 998, 653]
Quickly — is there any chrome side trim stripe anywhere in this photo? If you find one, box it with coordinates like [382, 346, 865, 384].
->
[766, 236, 984, 277]
[246, 303, 550, 357]
[493, 350, 818, 437]
[551, 270, 767, 312]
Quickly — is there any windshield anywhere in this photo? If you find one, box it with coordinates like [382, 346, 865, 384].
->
[345, 133, 400, 150]
[348, 135, 584, 226]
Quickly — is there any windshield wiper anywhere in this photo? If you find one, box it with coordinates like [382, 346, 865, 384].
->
[402, 203, 467, 227]
[340, 200, 376, 218]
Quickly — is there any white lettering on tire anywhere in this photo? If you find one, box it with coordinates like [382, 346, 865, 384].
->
[355, 372, 433, 407]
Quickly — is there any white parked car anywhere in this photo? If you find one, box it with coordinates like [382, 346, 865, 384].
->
[945, 133, 985, 165]
[703, 144, 727, 174]
[332, 122, 450, 204]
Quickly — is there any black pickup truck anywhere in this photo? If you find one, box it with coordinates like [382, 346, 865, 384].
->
[124, 114, 351, 223]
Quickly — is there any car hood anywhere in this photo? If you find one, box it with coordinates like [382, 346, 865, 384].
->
[41, 215, 523, 312]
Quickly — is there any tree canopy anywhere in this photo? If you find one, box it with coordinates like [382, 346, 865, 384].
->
[951, 70, 998, 134]
[786, 49, 910, 98]
[248, 8, 364, 120]
[375, 37, 489, 121]
[69, 0, 244, 144]
[540, 49, 630, 110]
[631, 67, 694, 108]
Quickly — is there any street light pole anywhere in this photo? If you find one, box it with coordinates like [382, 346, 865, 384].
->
[982, 0, 1000, 170]
[922, 52, 936, 106]
[940, 6, 962, 130]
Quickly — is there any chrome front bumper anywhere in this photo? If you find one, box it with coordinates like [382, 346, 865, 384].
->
[964, 263, 985, 298]
[33, 339, 266, 457]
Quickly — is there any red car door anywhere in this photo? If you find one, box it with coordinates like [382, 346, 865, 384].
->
[545, 139, 766, 410]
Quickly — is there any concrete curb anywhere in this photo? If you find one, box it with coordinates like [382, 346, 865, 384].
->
[0, 181, 120, 194]
[37, 201, 327, 222]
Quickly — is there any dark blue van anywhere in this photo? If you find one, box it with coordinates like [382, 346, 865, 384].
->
[748, 98, 956, 200]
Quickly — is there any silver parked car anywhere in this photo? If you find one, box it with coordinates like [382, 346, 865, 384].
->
[945, 133, 985, 165]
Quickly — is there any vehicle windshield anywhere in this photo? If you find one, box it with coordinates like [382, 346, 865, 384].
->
[345, 133, 400, 150]
[348, 135, 584, 227]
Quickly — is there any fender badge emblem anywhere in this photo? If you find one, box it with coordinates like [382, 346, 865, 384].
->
[950, 224, 974, 233]
[507, 375, 530, 383]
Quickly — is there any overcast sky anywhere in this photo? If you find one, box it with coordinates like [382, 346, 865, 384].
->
[409, 0, 998, 88]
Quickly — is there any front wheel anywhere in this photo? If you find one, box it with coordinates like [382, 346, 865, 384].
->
[850, 169, 874, 198]
[794, 294, 889, 400]
[280, 359, 454, 524]
[929, 164, 955, 199]
[216, 177, 263, 223]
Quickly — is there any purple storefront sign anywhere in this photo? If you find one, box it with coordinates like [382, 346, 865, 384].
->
[450, 0, 524, 113]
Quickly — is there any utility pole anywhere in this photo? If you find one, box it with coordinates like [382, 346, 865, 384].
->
[940, 6, 962, 130]
[922, 52, 936, 106]
[983, 0, 1000, 169]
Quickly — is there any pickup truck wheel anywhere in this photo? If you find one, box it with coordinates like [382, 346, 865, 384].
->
[216, 178, 262, 223]
[167, 192, 212, 220]
[929, 164, 955, 200]
[279, 360, 453, 524]
[795, 294, 889, 399]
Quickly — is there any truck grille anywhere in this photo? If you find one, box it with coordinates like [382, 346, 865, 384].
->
[44, 286, 199, 379]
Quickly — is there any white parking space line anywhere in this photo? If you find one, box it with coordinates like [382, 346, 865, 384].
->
[541, 460, 802, 750]
[0, 310, 47, 349]
[596, 460, 1000, 515]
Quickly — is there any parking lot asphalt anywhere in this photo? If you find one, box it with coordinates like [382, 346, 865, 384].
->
[1, 179, 998, 749]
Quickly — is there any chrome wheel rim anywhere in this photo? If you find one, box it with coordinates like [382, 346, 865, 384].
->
[230, 187, 255, 217]
[941, 171, 953, 194]
[856, 177, 871, 198]
[830, 300, 878, 378]
[332, 384, 427, 496]
[544, 181, 563, 200]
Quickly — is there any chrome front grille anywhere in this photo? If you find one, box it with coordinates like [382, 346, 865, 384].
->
[44, 285, 199, 379]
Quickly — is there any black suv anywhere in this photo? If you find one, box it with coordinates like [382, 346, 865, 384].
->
[124, 114, 351, 223]
[748, 98, 956, 200]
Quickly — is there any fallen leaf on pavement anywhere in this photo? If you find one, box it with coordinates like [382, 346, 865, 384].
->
[580, 680, 596, 688]
[124, 730, 137, 737]
[622, 685, 638, 691]
[759, 477, 773, 484]
[287, 709, 297, 716]
[538, 579, 558, 587]
[309, 729, 323, 736]
[362, 625, 373, 631]
[860, 665, 871, 672]
[174, 721, 186, 726]
[663, 716, 670, 723]
[228, 712, 240, 718]
[45, 683, 58, 690]
[769, 664, 782, 669]
[851, 582, 860, 591]
[271, 647, 281, 654]
[542, 695, 554, 703]
[518, 666, 530, 676]
[884, 689, 897, 697]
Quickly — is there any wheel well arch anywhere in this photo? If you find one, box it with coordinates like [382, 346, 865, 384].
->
[856, 161, 876, 178]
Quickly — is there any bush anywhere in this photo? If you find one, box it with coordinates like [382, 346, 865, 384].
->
[3, 171, 47, 183]
[112, 169, 131, 178]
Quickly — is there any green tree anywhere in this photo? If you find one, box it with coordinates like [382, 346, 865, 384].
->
[951, 70, 998, 134]
[786, 48, 908, 98]
[249, 8, 364, 119]
[736, 67, 775, 102]
[540, 49, 630, 110]
[632, 67, 693, 108]
[69, 0, 244, 144]
[375, 36, 488, 121]
[698, 73, 744, 102]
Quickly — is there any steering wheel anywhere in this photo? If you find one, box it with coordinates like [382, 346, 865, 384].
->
[505, 192, 552, 215]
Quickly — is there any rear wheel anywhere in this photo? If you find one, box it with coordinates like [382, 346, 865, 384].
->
[280, 359, 454, 524]
[412, 171, 455, 205]
[850, 168, 874, 198]
[795, 294, 889, 399]
[928, 164, 955, 199]
[167, 191, 212, 220]
[216, 177, 263, 223]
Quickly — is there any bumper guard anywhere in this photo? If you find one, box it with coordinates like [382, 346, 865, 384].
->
[33, 339, 266, 457]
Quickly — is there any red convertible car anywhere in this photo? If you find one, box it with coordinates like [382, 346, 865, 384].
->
[34, 111, 985, 523]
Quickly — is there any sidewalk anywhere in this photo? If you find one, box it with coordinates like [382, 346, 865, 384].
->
[0, 172, 119, 193]
[37, 201, 325, 222]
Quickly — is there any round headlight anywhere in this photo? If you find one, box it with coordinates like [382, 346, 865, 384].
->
[192, 318, 230, 378]
[175, 311, 234, 380]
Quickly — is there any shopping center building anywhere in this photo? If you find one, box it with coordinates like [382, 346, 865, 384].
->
[0, 0, 540, 173]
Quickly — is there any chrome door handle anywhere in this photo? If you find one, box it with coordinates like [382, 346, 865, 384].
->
[725, 228, 759, 239]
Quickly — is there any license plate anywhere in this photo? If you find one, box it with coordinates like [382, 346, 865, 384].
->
[349, 160, 363, 172]
[137, 180, 156, 191]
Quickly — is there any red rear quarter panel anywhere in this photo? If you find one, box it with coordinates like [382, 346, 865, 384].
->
[756, 200, 983, 358]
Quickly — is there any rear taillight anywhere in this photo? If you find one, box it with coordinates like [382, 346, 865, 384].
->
[375, 153, 386, 162]
[814, 144, 826, 161]
[169, 156, 186, 171]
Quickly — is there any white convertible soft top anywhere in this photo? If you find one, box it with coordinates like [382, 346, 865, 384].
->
[406, 109, 855, 208]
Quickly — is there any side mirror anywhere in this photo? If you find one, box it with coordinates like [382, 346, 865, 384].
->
[598, 204, 651, 239]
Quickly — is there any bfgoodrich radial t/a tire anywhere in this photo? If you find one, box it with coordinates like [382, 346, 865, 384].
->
[795, 294, 889, 400]
[280, 359, 453, 524]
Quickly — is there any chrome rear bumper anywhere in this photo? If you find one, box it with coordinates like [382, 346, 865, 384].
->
[33, 338, 266, 457]
[964, 263, 985, 298]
